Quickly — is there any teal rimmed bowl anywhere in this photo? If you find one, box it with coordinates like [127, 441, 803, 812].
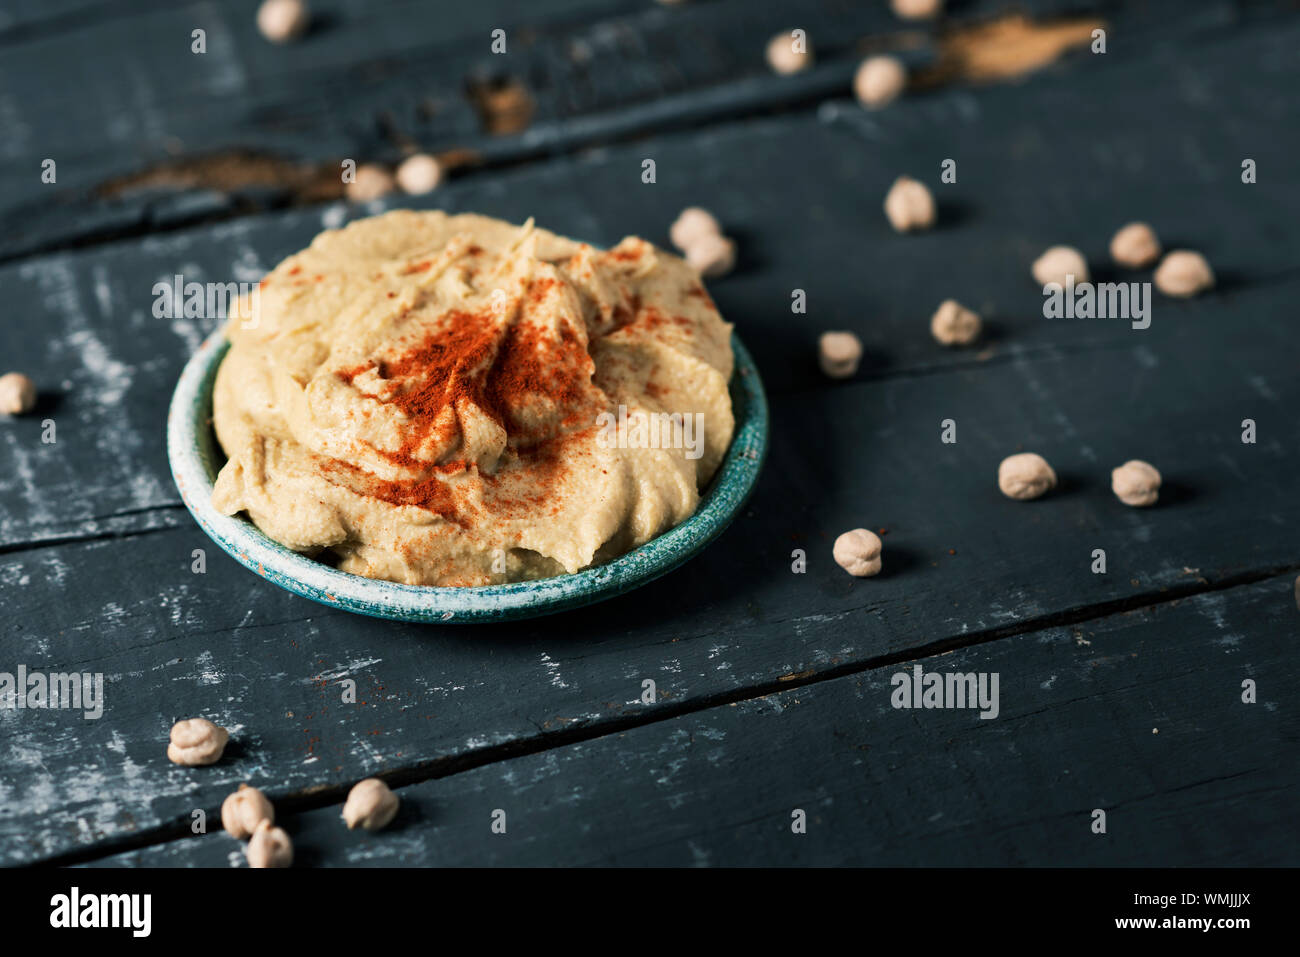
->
[166, 328, 768, 623]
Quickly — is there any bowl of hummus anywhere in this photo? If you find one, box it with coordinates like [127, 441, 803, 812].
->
[167, 211, 767, 622]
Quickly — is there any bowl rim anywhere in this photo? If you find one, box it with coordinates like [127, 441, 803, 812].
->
[166, 326, 769, 623]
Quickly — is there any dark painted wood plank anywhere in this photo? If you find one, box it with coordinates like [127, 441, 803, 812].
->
[0, 0, 1255, 260]
[2, 2, 1297, 866]
[3, 5, 1298, 547]
[81, 571, 1300, 866]
[4, 270, 1297, 863]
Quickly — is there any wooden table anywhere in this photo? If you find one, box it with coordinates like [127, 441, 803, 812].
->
[1, 0, 1295, 867]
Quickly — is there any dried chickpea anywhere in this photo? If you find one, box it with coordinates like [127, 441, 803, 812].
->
[766, 31, 812, 75]
[1032, 245, 1089, 287]
[892, 0, 943, 20]
[166, 717, 228, 766]
[0, 373, 37, 415]
[853, 56, 906, 109]
[1110, 222, 1161, 269]
[346, 164, 395, 203]
[257, 0, 309, 44]
[343, 778, 400, 831]
[818, 332, 863, 379]
[998, 452, 1056, 501]
[833, 529, 883, 578]
[396, 154, 443, 195]
[883, 176, 935, 233]
[1154, 250, 1214, 297]
[930, 299, 981, 346]
[221, 784, 275, 839]
[246, 819, 293, 868]
[1111, 460, 1161, 507]
[669, 207, 721, 252]
[685, 232, 736, 278]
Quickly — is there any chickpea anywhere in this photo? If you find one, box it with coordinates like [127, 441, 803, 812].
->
[884, 176, 935, 233]
[854, 56, 906, 109]
[396, 154, 443, 195]
[342, 778, 400, 831]
[669, 207, 721, 253]
[998, 452, 1057, 501]
[1110, 222, 1161, 269]
[346, 164, 395, 203]
[930, 299, 981, 346]
[166, 717, 228, 766]
[766, 31, 813, 75]
[1111, 460, 1161, 507]
[246, 820, 293, 868]
[1154, 250, 1214, 297]
[221, 784, 275, 839]
[818, 332, 863, 379]
[0, 373, 37, 415]
[685, 233, 736, 278]
[892, 0, 944, 20]
[257, 0, 309, 44]
[1032, 246, 1089, 287]
[833, 529, 883, 578]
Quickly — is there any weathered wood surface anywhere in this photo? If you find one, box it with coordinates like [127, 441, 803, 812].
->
[4, 263, 1296, 863]
[0, 0, 1263, 261]
[83, 571, 1299, 866]
[4, 9, 1298, 547]
[0, 0, 1296, 867]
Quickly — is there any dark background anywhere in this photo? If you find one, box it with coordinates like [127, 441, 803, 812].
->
[0, 0, 1296, 867]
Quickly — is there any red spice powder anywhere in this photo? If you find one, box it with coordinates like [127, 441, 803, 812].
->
[321, 458, 465, 524]
[606, 245, 643, 263]
[636, 305, 693, 331]
[686, 284, 716, 309]
[325, 278, 598, 514]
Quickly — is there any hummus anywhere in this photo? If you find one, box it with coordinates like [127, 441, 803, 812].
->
[211, 211, 735, 586]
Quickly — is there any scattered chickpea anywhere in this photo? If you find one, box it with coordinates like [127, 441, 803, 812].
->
[930, 299, 981, 346]
[395, 154, 443, 195]
[685, 232, 736, 278]
[246, 819, 293, 868]
[998, 452, 1057, 501]
[1111, 459, 1161, 507]
[1110, 222, 1161, 269]
[766, 31, 813, 75]
[669, 207, 721, 253]
[892, 0, 944, 19]
[1154, 250, 1214, 297]
[166, 717, 229, 766]
[818, 332, 863, 379]
[853, 56, 906, 109]
[343, 778, 400, 831]
[1031, 245, 1089, 287]
[883, 176, 935, 233]
[0, 372, 37, 415]
[346, 164, 395, 203]
[221, 784, 275, 839]
[257, 0, 309, 44]
[833, 529, 883, 578]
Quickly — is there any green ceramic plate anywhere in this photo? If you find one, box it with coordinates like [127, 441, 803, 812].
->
[167, 328, 768, 622]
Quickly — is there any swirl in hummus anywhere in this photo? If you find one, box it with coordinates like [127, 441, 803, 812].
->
[211, 211, 735, 586]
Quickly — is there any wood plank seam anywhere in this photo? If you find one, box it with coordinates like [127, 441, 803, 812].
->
[34, 563, 1300, 868]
